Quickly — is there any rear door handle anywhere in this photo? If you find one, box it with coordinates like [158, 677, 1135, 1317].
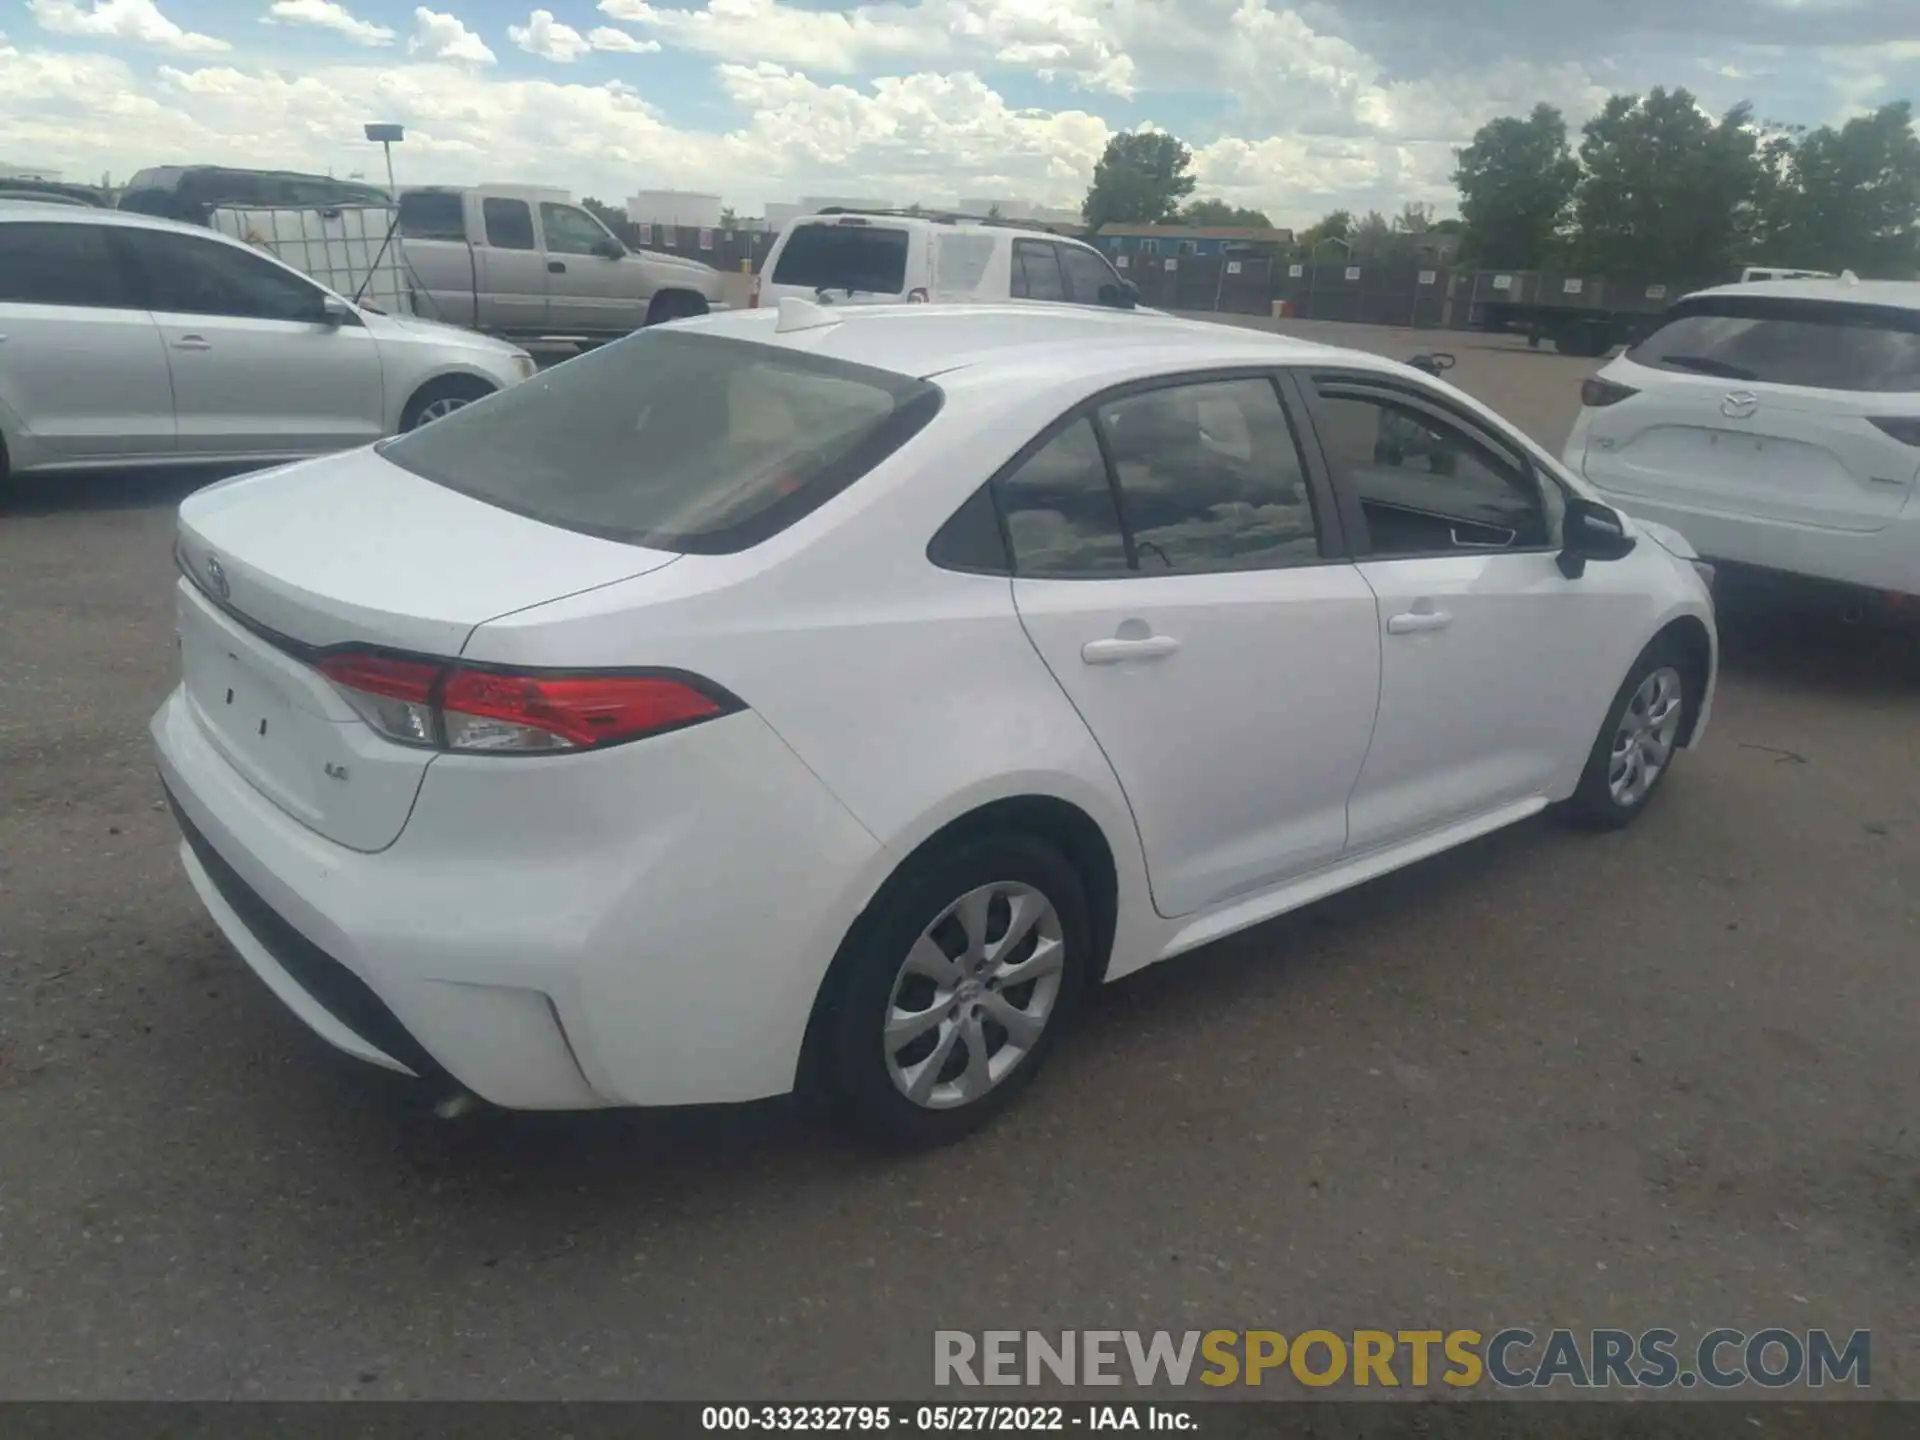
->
[1081, 635, 1180, 665]
[172, 334, 212, 351]
[548, 261, 567, 273]
[1387, 610, 1453, 635]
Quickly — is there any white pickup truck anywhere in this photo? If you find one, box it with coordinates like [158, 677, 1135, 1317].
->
[396, 185, 725, 342]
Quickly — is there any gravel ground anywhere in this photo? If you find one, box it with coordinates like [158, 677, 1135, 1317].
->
[1, 319, 1915, 1401]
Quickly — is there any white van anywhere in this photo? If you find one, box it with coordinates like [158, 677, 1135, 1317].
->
[753, 210, 1142, 313]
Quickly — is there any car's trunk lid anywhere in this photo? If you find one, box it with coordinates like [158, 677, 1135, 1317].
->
[173, 449, 678, 851]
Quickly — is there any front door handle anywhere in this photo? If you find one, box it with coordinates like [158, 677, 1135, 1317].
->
[1387, 609, 1453, 635]
[172, 334, 213, 351]
[1082, 635, 1180, 665]
[548, 260, 567, 273]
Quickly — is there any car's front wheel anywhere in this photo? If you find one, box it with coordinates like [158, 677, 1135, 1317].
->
[1567, 641, 1690, 828]
[399, 375, 495, 432]
[820, 834, 1090, 1148]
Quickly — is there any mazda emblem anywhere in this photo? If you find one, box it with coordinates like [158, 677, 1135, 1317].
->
[205, 556, 231, 600]
[1720, 390, 1759, 420]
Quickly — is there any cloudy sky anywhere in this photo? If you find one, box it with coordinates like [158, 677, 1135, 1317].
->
[3, 0, 1916, 224]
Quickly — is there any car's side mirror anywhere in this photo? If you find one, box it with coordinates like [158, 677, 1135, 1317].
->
[1557, 496, 1637, 579]
[593, 238, 626, 260]
[318, 294, 354, 327]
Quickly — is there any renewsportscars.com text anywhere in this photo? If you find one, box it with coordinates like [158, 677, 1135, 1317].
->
[933, 1328, 1871, 1390]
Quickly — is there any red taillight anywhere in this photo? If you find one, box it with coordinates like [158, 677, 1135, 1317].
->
[1868, 416, 1920, 447]
[440, 669, 723, 752]
[1581, 377, 1639, 408]
[314, 651, 736, 754]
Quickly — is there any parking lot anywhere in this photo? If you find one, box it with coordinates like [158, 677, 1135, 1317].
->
[1, 319, 1916, 1400]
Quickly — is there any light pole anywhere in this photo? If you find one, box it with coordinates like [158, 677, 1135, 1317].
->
[363, 122, 404, 198]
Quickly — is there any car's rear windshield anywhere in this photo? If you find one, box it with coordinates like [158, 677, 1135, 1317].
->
[377, 330, 941, 553]
[771, 222, 910, 296]
[1628, 296, 1920, 392]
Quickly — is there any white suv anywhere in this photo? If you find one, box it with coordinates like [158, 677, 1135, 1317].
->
[754, 210, 1142, 313]
[1563, 276, 1920, 603]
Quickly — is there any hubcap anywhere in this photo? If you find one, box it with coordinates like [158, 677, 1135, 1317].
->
[883, 882, 1065, 1111]
[1608, 665, 1684, 808]
[413, 396, 471, 427]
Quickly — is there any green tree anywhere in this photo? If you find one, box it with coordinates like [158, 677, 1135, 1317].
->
[1572, 88, 1763, 280]
[1763, 101, 1920, 276]
[1296, 209, 1353, 258]
[1393, 201, 1436, 234]
[1082, 130, 1197, 231]
[1452, 103, 1579, 268]
[580, 196, 628, 233]
[1179, 197, 1274, 227]
[719, 206, 739, 230]
[985, 202, 1004, 220]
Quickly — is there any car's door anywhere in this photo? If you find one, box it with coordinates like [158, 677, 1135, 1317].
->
[473, 197, 549, 333]
[538, 201, 645, 334]
[1297, 368, 1644, 850]
[1000, 372, 1381, 918]
[1009, 238, 1068, 304]
[396, 190, 479, 327]
[0, 219, 175, 459]
[115, 227, 385, 457]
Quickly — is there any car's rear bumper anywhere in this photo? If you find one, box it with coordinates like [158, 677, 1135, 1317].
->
[1587, 483, 1918, 599]
[151, 684, 882, 1110]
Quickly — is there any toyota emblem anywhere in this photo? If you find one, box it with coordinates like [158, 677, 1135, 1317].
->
[1720, 390, 1759, 420]
[205, 555, 231, 600]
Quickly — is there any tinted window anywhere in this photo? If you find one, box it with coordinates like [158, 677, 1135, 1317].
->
[122, 230, 327, 322]
[0, 222, 136, 307]
[771, 223, 909, 296]
[483, 198, 535, 250]
[1628, 298, 1920, 392]
[927, 485, 1010, 572]
[1058, 243, 1122, 305]
[995, 419, 1131, 577]
[1098, 379, 1321, 572]
[399, 192, 466, 241]
[1312, 386, 1549, 554]
[379, 330, 941, 553]
[1011, 240, 1065, 302]
[542, 202, 611, 256]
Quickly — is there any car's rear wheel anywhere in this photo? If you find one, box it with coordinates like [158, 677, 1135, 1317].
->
[820, 834, 1090, 1148]
[1566, 641, 1689, 828]
[646, 291, 708, 326]
[399, 376, 495, 432]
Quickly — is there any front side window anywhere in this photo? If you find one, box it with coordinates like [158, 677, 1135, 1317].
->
[379, 330, 941, 553]
[1311, 384, 1550, 554]
[123, 230, 328, 322]
[0, 222, 137, 308]
[1057, 244, 1124, 305]
[1628, 298, 1920, 392]
[995, 418, 1131, 577]
[1011, 239, 1066, 302]
[770, 223, 909, 296]
[483, 198, 536, 250]
[541, 203, 613, 256]
[1097, 379, 1321, 572]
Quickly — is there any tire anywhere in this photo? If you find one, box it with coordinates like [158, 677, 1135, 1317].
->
[1565, 640, 1690, 829]
[646, 291, 708, 326]
[399, 375, 495, 432]
[819, 833, 1091, 1149]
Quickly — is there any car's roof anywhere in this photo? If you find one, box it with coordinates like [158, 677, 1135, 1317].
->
[0, 200, 218, 239]
[1685, 275, 1920, 309]
[786, 212, 1097, 247]
[686, 301, 1369, 382]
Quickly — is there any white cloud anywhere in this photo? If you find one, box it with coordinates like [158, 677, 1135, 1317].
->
[587, 25, 659, 53]
[408, 6, 495, 65]
[509, 9, 592, 62]
[28, 0, 228, 53]
[263, 0, 395, 46]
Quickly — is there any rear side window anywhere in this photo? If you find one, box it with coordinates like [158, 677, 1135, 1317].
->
[400, 192, 466, 241]
[0, 222, 136, 308]
[1629, 299, 1920, 392]
[1011, 240, 1066, 302]
[771, 223, 910, 296]
[994, 418, 1131, 577]
[483, 198, 535, 250]
[378, 330, 942, 553]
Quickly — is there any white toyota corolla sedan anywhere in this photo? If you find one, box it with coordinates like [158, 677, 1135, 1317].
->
[153, 300, 1717, 1146]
